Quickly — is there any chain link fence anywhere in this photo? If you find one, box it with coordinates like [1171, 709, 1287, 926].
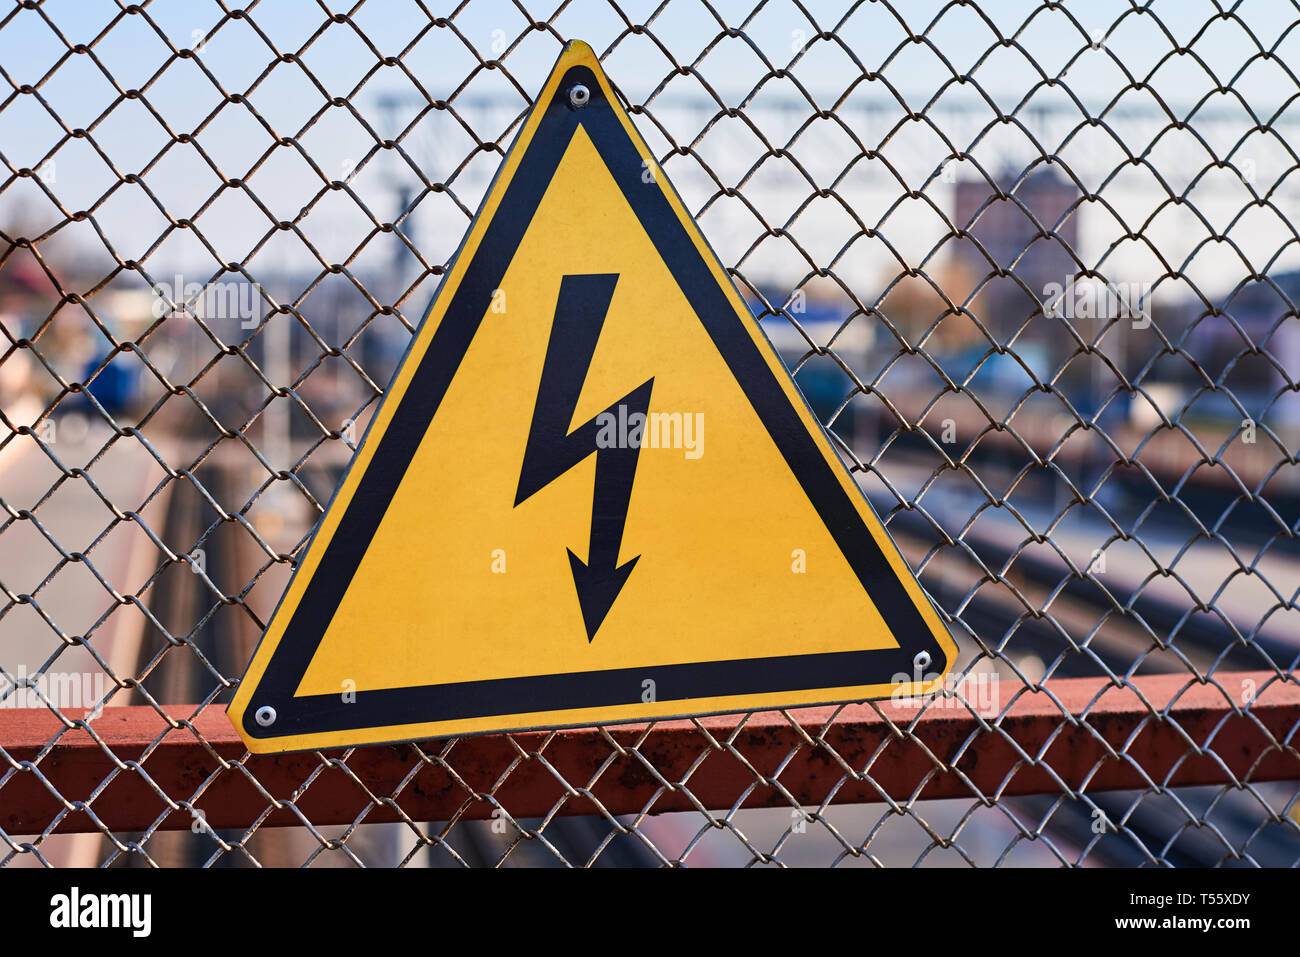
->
[1, 0, 1299, 867]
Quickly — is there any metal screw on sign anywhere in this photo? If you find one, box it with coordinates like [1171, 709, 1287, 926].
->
[914, 652, 931, 672]
[568, 84, 590, 109]
[254, 706, 277, 727]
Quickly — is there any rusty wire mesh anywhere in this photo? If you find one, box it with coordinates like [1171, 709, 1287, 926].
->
[2, 0, 1300, 867]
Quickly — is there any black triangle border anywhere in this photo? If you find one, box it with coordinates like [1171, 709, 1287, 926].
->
[236, 61, 951, 742]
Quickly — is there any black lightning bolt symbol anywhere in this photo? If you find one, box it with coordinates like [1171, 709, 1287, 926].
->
[515, 273, 654, 641]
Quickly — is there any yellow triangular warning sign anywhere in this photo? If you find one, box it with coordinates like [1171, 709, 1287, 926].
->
[228, 41, 957, 753]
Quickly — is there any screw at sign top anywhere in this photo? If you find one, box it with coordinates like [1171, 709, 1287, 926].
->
[568, 84, 590, 109]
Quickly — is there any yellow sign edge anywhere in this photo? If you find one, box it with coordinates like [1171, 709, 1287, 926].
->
[226, 40, 958, 753]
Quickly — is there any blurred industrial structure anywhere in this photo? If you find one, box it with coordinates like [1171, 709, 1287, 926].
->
[3, 2, 1300, 867]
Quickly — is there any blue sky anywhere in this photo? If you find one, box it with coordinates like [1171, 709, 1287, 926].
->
[2, 0, 1297, 289]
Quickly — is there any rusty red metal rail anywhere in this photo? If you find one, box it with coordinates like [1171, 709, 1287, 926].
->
[2, 672, 1297, 835]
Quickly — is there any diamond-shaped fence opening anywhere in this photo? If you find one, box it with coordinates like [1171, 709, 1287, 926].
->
[0, 0, 1298, 867]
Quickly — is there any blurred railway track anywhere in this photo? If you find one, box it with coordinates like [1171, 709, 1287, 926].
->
[74, 415, 1298, 867]
[879, 492, 1300, 868]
